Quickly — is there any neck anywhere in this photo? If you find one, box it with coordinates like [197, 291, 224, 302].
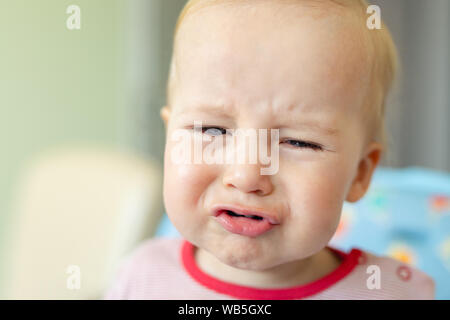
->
[194, 245, 342, 289]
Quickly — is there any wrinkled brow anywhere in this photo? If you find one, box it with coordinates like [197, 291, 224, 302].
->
[178, 104, 237, 118]
[178, 104, 339, 136]
[278, 121, 339, 136]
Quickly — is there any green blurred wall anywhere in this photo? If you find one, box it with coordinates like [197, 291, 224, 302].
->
[0, 0, 125, 289]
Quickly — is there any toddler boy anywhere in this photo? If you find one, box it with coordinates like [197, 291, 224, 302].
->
[105, 0, 434, 299]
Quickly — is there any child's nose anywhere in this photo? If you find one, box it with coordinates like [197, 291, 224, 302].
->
[222, 163, 273, 196]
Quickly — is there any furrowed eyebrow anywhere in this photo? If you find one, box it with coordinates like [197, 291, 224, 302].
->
[179, 104, 236, 118]
[278, 122, 339, 136]
[178, 104, 339, 135]
[275, 103, 340, 136]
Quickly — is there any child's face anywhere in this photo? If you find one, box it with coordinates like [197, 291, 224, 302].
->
[161, 2, 381, 270]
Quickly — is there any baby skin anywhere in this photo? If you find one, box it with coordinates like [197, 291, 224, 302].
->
[160, 0, 382, 289]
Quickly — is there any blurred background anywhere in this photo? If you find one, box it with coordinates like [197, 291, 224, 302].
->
[0, 0, 448, 299]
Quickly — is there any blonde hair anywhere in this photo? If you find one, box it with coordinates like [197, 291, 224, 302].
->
[166, 0, 398, 148]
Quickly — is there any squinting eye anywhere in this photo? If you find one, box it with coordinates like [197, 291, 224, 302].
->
[202, 126, 227, 136]
[282, 139, 323, 151]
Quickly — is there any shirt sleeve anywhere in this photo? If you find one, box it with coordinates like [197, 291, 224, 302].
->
[102, 257, 133, 300]
[410, 268, 436, 300]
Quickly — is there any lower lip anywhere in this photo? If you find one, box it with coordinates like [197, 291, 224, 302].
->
[214, 212, 276, 237]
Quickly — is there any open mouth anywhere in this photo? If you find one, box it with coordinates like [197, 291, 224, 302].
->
[223, 210, 264, 221]
[212, 205, 280, 225]
[212, 206, 278, 237]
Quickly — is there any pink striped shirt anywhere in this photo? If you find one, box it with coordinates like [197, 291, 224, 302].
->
[104, 237, 435, 300]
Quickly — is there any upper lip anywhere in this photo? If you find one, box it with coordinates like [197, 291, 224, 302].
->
[211, 204, 281, 225]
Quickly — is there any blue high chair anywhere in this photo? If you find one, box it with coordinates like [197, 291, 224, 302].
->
[154, 166, 450, 299]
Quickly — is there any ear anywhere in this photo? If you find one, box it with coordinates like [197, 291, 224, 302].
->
[346, 141, 383, 203]
[160, 106, 171, 128]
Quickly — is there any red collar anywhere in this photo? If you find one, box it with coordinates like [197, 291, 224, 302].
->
[181, 240, 362, 299]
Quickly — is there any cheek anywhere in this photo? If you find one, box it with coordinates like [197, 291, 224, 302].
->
[282, 158, 354, 238]
[163, 143, 219, 222]
[307, 174, 346, 234]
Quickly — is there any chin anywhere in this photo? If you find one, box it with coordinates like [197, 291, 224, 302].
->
[221, 258, 267, 271]
[214, 247, 276, 271]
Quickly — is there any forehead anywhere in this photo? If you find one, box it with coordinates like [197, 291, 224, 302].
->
[172, 1, 371, 121]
